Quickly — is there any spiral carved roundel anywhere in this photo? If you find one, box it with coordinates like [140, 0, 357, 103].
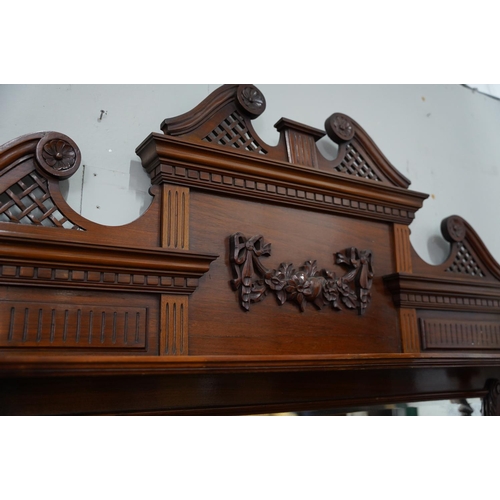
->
[236, 85, 266, 118]
[442, 216, 466, 242]
[325, 113, 355, 143]
[35, 132, 81, 179]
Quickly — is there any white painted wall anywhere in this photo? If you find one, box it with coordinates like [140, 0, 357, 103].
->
[467, 84, 500, 100]
[1, 84, 500, 266]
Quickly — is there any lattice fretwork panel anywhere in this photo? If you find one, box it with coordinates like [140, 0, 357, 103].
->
[0, 171, 82, 229]
[203, 112, 267, 154]
[446, 242, 485, 277]
[335, 144, 381, 181]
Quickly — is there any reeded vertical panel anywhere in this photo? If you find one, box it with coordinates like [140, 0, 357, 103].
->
[394, 224, 412, 273]
[400, 308, 420, 353]
[160, 296, 188, 355]
[0, 302, 147, 348]
[161, 184, 189, 250]
[285, 130, 319, 168]
[420, 319, 500, 350]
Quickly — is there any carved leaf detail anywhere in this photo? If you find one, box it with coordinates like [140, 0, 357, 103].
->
[276, 289, 287, 305]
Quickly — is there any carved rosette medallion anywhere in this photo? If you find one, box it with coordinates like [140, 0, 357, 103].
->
[35, 132, 81, 179]
[442, 215, 466, 242]
[236, 85, 266, 118]
[326, 113, 355, 143]
[230, 233, 373, 314]
[481, 379, 500, 416]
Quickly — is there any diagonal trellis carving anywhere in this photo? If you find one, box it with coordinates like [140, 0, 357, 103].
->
[0, 171, 83, 230]
[446, 242, 485, 277]
[335, 144, 381, 181]
[203, 111, 268, 154]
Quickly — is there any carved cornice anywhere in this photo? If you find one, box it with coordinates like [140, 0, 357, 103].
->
[384, 273, 500, 312]
[1, 353, 500, 378]
[137, 134, 427, 225]
[0, 233, 218, 295]
[0, 263, 201, 294]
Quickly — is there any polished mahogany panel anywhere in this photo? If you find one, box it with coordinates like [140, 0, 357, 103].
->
[188, 192, 399, 355]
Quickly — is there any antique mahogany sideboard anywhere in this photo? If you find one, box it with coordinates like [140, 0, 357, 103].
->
[1, 84, 499, 415]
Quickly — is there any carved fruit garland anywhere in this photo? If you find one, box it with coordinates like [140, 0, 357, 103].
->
[230, 233, 374, 314]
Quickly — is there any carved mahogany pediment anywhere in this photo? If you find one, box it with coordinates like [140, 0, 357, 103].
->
[138, 85, 427, 226]
[1, 84, 500, 415]
[159, 84, 410, 188]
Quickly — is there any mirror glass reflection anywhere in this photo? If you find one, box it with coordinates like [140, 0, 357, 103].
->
[257, 398, 483, 416]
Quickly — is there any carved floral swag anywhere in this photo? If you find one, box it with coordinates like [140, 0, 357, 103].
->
[230, 233, 374, 314]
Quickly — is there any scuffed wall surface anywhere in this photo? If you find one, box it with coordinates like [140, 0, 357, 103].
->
[1, 84, 499, 265]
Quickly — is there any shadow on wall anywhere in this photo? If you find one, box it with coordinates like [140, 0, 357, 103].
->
[316, 136, 339, 161]
[129, 159, 153, 218]
[57, 160, 153, 227]
[59, 178, 70, 201]
[427, 234, 450, 265]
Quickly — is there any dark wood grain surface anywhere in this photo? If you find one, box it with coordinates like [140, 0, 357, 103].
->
[188, 191, 399, 355]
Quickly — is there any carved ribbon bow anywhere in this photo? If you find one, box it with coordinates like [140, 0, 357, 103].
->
[231, 233, 271, 310]
[336, 248, 374, 312]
